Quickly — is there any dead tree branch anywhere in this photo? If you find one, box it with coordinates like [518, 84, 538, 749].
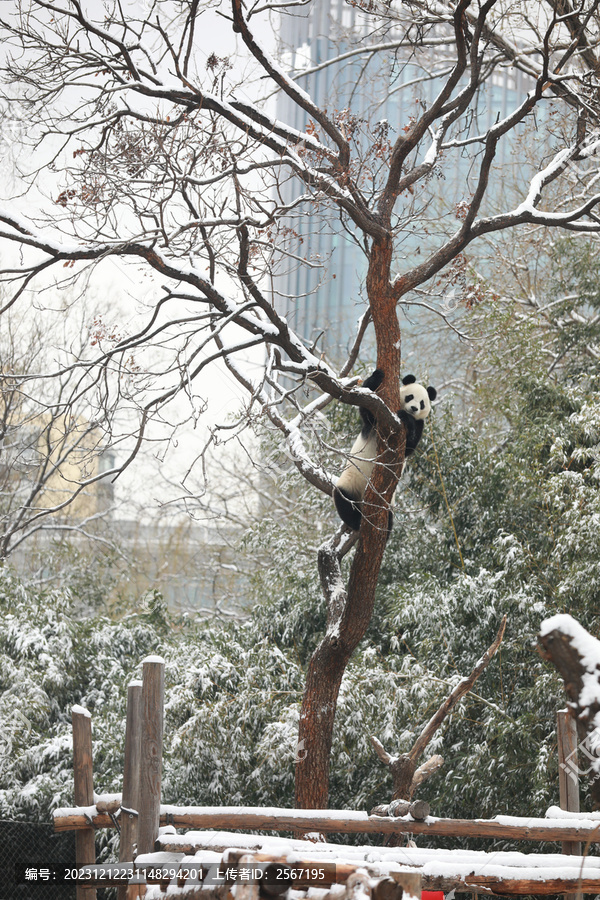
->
[372, 615, 507, 801]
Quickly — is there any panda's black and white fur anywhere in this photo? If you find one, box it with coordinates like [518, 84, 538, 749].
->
[333, 369, 437, 532]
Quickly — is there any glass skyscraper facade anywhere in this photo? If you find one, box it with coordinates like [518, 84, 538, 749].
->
[274, 2, 529, 359]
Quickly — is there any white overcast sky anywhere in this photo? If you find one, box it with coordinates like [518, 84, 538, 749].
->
[0, 0, 281, 518]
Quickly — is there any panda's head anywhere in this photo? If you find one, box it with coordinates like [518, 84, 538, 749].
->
[400, 374, 437, 421]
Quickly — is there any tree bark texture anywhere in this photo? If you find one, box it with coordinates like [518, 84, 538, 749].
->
[296, 236, 404, 810]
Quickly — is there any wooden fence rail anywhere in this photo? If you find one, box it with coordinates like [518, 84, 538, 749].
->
[57, 656, 600, 898]
[52, 843, 600, 895]
[53, 803, 600, 844]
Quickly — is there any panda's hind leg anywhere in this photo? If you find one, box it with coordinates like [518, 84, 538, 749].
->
[334, 487, 395, 535]
[333, 487, 362, 531]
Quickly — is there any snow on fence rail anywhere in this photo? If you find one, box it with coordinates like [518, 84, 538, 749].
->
[53, 654, 600, 897]
[49, 840, 600, 896]
[53, 802, 600, 843]
[141, 839, 600, 894]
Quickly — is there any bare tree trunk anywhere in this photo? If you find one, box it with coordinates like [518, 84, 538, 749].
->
[295, 238, 402, 810]
[295, 520, 389, 808]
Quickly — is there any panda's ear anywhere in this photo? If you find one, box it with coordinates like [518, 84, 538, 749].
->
[427, 386, 437, 401]
[402, 374, 416, 385]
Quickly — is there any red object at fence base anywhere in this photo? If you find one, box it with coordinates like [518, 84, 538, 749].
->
[421, 893, 444, 900]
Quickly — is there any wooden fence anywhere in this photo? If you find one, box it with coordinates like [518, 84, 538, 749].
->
[52, 656, 600, 897]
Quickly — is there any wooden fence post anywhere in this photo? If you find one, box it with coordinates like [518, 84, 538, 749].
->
[557, 708, 581, 900]
[72, 705, 96, 900]
[137, 656, 165, 857]
[118, 680, 143, 900]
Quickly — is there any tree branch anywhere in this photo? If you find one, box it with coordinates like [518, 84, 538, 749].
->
[372, 615, 507, 801]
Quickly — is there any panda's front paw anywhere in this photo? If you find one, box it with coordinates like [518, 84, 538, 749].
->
[397, 409, 419, 454]
[362, 369, 384, 392]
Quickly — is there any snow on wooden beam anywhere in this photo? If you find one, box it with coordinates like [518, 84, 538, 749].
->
[68, 859, 421, 900]
[152, 833, 600, 875]
[71, 843, 600, 895]
[53, 803, 600, 843]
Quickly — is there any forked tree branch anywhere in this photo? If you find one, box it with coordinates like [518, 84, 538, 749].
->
[372, 615, 507, 801]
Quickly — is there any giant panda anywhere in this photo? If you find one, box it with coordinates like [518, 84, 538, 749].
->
[333, 369, 437, 532]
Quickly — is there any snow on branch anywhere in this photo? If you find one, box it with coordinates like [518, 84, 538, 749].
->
[231, 0, 350, 165]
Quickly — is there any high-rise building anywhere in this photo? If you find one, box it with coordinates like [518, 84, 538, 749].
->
[274, 2, 529, 360]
